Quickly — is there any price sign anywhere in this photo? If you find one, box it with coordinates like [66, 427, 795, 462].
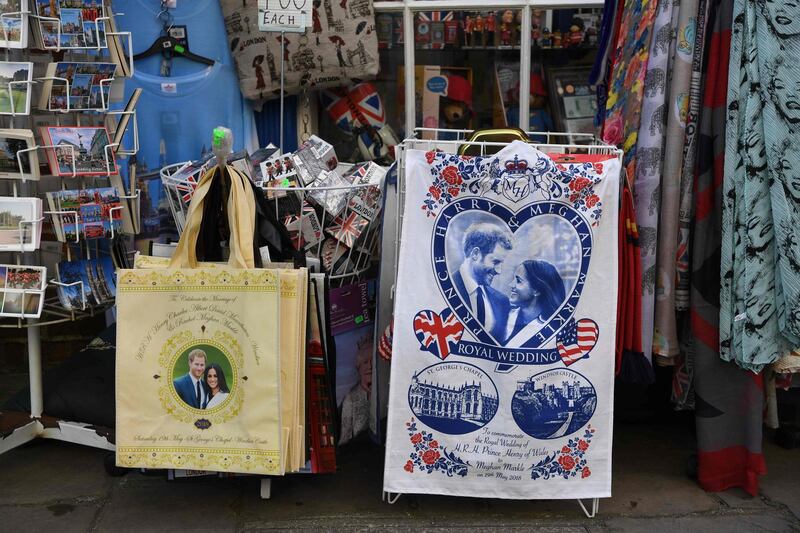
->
[258, 0, 310, 33]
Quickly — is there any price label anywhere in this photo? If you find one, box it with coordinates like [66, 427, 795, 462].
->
[258, 0, 310, 33]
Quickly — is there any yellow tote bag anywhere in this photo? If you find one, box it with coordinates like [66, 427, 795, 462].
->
[115, 165, 284, 475]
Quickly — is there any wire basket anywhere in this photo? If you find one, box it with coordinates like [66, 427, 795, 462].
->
[161, 160, 388, 287]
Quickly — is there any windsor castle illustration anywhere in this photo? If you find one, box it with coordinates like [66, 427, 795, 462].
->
[409, 373, 499, 426]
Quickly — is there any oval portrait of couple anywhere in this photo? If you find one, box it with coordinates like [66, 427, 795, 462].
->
[171, 344, 235, 411]
[443, 210, 582, 348]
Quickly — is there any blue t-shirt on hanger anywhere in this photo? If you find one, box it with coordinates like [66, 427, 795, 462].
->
[111, 0, 257, 174]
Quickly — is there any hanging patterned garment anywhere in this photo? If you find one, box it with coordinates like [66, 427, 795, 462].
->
[675, 0, 711, 311]
[693, 0, 766, 495]
[720, 0, 800, 372]
[591, 0, 625, 127]
[671, 0, 712, 407]
[653, 0, 701, 363]
[633, 0, 676, 374]
[603, 0, 661, 176]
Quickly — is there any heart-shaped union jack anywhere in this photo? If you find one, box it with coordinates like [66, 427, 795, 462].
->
[556, 318, 599, 366]
[413, 309, 464, 360]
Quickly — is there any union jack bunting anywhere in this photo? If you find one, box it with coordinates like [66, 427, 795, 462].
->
[413, 309, 463, 360]
[326, 212, 368, 248]
[556, 318, 599, 366]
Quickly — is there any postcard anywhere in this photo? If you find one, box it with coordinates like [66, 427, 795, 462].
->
[41, 126, 117, 176]
[56, 259, 85, 310]
[39, 62, 115, 111]
[52, 186, 122, 241]
[0, 0, 28, 49]
[0, 129, 39, 180]
[0, 263, 46, 318]
[0, 61, 32, 115]
[35, 0, 106, 50]
[0, 196, 42, 251]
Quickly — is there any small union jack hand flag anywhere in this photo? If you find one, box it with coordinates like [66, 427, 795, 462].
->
[413, 309, 464, 360]
[556, 318, 599, 366]
[174, 172, 199, 203]
[326, 212, 368, 248]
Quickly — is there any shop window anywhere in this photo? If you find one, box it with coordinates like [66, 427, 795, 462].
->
[316, 5, 604, 161]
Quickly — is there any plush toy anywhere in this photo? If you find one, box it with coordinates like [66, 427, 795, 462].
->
[500, 10, 514, 46]
[441, 74, 473, 129]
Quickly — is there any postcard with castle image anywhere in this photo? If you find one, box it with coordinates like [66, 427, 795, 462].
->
[0, 0, 28, 48]
[54, 186, 121, 240]
[41, 126, 117, 176]
[35, 0, 106, 49]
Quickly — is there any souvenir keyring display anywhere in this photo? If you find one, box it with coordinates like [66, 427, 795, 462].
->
[0, 3, 140, 461]
[384, 128, 622, 518]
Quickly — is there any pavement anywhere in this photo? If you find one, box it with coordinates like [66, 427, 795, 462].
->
[0, 419, 798, 532]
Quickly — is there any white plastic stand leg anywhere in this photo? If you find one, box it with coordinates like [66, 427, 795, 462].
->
[382, 491, 401, 504]
[260, 478, 272, 500]
[577, 498, 599, 518]
[26, 320, 43, 418]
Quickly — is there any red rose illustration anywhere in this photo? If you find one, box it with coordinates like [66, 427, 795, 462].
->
[429, 440, 439, 449]
[429, 186, 441, 200]
[404, 460, 414, 472]
[561, 446, 570, 453]
[569, 177, 591, 192]
[585, 194, 600, 208]
[425, 151, 436, 164]
[577, 440, 589, 452]
[593, 163, 604, 174]
[569, 193, 580, 203]
[582, 466, 591, 478]
[442, 165, 461, 185]
[558, 454, 576, 471]
[411, 433, 423, 444]
[448, 187, 460, 197]
[422, 449, 440, 465]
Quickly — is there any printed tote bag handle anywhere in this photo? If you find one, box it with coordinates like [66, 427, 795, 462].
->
[169, 165, 257, 269]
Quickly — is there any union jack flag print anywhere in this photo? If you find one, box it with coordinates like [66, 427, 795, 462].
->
[556, 318, 599, 366]
[321, 83, 386, 134]
[413, 309, 464, 360]
[174, 173, 199, 203]
[326, 212, 368, 248]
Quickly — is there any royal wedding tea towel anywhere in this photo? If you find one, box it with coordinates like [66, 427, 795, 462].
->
[384, 142, 620, 499]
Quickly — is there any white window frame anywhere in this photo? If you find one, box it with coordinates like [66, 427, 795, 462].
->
[373, 0, 604, 134]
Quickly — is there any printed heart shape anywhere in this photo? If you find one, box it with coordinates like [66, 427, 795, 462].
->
[431, 197, 593, 350]
[413, 309, 464, 360]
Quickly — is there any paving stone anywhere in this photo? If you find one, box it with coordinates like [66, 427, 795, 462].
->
[0, 503, 100, 533]
[0, 440, 111, 505]
[602, 514, 798, 533]
[761, 439, 800, 520]
[93, 473, 242, 532]
[715, 488, 769, 510]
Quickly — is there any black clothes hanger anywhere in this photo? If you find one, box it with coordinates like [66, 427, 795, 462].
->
[133, 34, 215, 65]
[133, 3, 214, 66]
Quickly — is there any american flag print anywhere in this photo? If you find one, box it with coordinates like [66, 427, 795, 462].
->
[413, 309, 464, 360]
[326, 212, 368, 248]
[556, 318, 599, 366]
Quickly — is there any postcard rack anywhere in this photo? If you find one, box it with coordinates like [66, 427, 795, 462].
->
[381, 128, 622, 519]
[0, 14, 140, 458]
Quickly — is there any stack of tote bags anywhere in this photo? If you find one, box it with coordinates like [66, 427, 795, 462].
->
[115, 162, 309, 475]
